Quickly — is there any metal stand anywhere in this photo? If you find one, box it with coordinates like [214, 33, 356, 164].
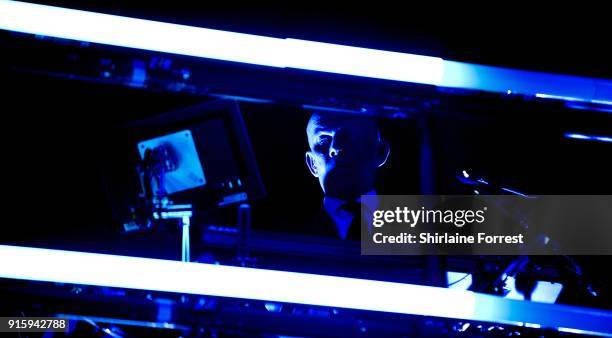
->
[154, 202, 193, 262]
[236, 203, 254, 266]
[181, 216, 190, 263]
[418, 116, 447, 287]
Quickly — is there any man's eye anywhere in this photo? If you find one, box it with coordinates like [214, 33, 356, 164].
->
[317, 136, 331, 145]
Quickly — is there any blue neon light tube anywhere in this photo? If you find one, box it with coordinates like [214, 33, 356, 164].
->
[565, 133, 612, 143]
[0, 0, 442, 85]
[0, 245, 611, 335]
[1, 0, 611, 104]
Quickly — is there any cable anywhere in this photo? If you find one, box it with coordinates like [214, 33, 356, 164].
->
[448, 273, 471, 287]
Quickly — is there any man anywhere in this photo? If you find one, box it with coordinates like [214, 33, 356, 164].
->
[305, 111, 390, 240]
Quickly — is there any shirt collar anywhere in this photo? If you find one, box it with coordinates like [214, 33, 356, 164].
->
[323, 190, 377, 215]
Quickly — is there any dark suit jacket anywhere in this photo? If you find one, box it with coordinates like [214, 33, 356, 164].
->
[308, 208, 361, 241]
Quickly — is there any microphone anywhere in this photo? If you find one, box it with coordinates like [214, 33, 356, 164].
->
[456, 169, 530, 197]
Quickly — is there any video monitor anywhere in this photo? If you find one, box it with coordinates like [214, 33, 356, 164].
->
[104, 99, 265, 229]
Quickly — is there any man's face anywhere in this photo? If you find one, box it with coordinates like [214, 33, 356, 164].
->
[305, 113, 388, 199]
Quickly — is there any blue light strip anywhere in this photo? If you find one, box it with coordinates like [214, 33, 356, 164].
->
[56, 313, 189, 330]
[1, 0, 611, 104]
[0, 245, 611, 335]
[565, 133, 612, 143]
[442, 62, 612, 105]
[0, 1, 442, 85]
[500, 187, 530, 198]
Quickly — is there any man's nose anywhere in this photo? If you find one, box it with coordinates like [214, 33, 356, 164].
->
[329, 143, 341, 158]
[328, 135, 345, 158]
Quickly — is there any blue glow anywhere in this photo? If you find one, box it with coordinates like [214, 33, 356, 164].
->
[592, 100, 612, 105]
[500, 187, 529, 198]
[209, 94, 274, 104]
[566, 133, 590, 140]
[536, 93, 585, 102]
[264, 302, 283, 312]
[0, 245, 611, 335]
[0, 1, 288, 67]
[565, 103, 612, 113]
[2, 0, 611, 103]
[131, 59, 147, 86]
[477, 178, 489, 185]
[442, 62, 612, 103]
[447, 271, 472, 290]
[0, 1, 442, 85]
[217, 192, 248, 206]
[525, 323, 542, 328]
[504, 276, 563, 304]
[154, 298, 173, 323]
[57, 314, 187, 330]
[565, 133, 612, 143]
[536, 94, 612, 106]
[284, 38, 443, 85]
[558, 327, 612, 337]
[302, 104, 363, 114]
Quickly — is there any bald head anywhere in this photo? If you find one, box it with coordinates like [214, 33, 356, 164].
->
[305, 112, 389, 199]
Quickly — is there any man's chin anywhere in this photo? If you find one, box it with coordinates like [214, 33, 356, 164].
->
[324, 182, 367, 200]
[322, 168, 374, 199]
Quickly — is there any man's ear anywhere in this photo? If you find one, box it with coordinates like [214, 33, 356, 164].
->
[377, 139, 391, 168]
[305, 151, 320, 177]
